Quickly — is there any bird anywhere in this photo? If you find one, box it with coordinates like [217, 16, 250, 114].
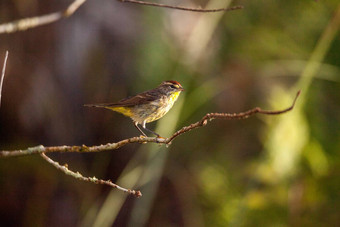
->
[84, 80, 184, 137]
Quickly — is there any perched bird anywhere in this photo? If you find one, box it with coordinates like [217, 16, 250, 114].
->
[85, 80, 184, 137]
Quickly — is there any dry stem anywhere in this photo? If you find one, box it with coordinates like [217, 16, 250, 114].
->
[0, 0, 242, 34]
[40, 153, 142, 197]
[0, 0, 86, 34]
[118, 0, 243, 12]
[0, 51, 9, 107]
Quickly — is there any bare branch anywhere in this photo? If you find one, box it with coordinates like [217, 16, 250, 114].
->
[0, 91, 300, 196]
[0, 0, 243, 34]
[117, 0, 244, 12]
[0, 51, 9, 107]
[0, 137, 161, 158]
[166, 90, 301, 143]
[0, 91, 300, 157]
[40, 153, 142, 197]
[0, 0, 86, 34]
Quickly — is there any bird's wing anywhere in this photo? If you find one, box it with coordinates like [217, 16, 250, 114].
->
[113, 89, 160, 106]
[84, 89, 160, 108]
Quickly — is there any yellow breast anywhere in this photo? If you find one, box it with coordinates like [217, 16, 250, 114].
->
[144, 91, 182, 123]
[169, 91, 181, 104]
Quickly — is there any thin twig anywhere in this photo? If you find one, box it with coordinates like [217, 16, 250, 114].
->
[0, 51, 9, 107]
[166, 90, 301, 143]
[40, 153, 142, 197]
[0, 0, 86, 34]
[0, 0, 243, 34]
[0, 91, 300, 157]
[118, 0, 243, 12]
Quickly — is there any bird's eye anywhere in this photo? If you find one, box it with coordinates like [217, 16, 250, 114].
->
[170, 85, 177, 89]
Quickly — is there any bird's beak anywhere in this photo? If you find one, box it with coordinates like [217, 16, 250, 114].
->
[179, 87, 185, 91]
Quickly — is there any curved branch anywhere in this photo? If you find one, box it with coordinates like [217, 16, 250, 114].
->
[40, 153, 141, 197]
[118, 0, 243, 12]
[0, 0, 243, 34]
[166, 90, 301, 143]
[0, 91, 300, 158]
[0, 0, 86, 34]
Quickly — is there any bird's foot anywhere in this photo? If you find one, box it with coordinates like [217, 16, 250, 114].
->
[139, 134, 146, 138]
[156, 136, 167, 144]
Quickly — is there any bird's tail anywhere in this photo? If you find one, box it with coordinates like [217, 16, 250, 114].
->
[84, 103, 132, 117]
[84, 103, 109, 108]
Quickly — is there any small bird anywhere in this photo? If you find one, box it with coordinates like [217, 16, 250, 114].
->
[85, 80, 184, 137]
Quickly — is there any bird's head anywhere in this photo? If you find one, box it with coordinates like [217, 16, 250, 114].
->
[159, 80, 184, 95]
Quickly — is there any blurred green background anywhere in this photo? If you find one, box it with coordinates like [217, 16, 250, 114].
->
[1, 0, 339, 226]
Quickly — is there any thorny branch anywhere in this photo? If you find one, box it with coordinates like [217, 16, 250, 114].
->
[0, 0, 243, 34]
[0, 90, 300, 196]
[0, 51, 9, 107]
[40, 153, 142, 197]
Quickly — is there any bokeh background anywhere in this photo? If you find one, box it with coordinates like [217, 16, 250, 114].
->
[1, 0, 340, 226]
